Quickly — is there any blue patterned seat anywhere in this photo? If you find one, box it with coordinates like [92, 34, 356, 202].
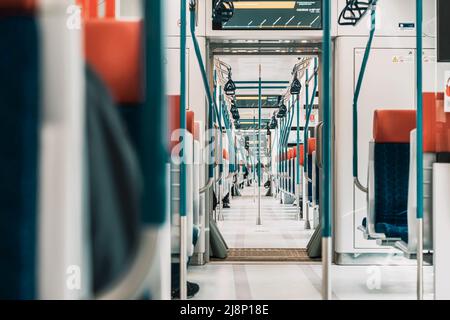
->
[364, 109, 416, 242]
[373, 143, 410, 242]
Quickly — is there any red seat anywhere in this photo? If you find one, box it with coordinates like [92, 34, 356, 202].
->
[297, 145, 305, 166]
[76, 0, 116, 19]
[187, 111, 195, 135]
[84, 20, 143, 104]
[373, 110, 416, 143]
[223, 149, 229, 160]
[308, 138, 316, 155]
[423, 92, 450, 152]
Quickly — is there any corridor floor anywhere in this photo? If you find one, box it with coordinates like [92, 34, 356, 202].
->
[217, 186, 314, 248]
[188, 185, 434, 300]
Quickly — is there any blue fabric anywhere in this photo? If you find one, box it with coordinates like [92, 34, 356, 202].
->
[86, 67, 142, 294]
[119, 104, 143, 148]
[373, 143, 410, 241]
[307, 156, 313, 202]
[0, 16, 39, 299]
[376, 222, 408, 243]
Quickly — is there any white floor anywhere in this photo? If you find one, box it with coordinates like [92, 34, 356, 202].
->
[189, 263, 434, 300]
[188, 184, 434, 300]
[217, 186, 314, 248]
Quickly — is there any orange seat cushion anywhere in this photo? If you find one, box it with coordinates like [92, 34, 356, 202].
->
[424, 92, 450, 152]
[187, 111, 195, 135]
[84, 20, 143, 104]
[308, 138, 316, 155]
[373, 110, 416, 143]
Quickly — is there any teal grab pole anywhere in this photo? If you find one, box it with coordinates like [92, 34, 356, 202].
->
[222, 104, 236, 173]
[416, 0, 423, 220]
[283, 102, 295, 184]
[416, 0, 424, 301]
[282, 113, 287, 177]
[209, 72, 217, 179]
[189, 2, 223, 181]
[287, 102, 294, 183]
[282, 117, 285, 188]
[142, 0, 166, 224]
[180, 0, 187, 217]
[278, 118, 282, 178]
[322, 0, 332, 239]
[296, 95, 301, 184]
[258, 71, 262, 186]
[304, 68, 309, 174]
[219, 88, 223, 178]
[284, 101, 295, 146]
[284, 107, 289, 185]
[304, 58, 319, 174]
[353, 1, 377, 182]
[189, 4, 222, 134]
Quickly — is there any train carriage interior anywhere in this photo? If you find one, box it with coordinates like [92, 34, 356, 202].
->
[1, 0, 450, 302]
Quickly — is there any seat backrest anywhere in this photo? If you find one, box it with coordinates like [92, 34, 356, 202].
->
[223, 148, 229, 160]
[406, 92, 450, 251]
[187, 110, 195, 135]
[76, 0, 116, 19]
[0, 1, 39, 299]
[373, 110, 416, 227]
[297, 144, 305, 166]
[424, 92, 450, 153]
[84, 19, 143, 151]
[307, 138, 316, 155]
[85, 20, 143, 105]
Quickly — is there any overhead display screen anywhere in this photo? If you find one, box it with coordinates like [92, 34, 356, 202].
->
[236, 95, 280, 108]
[212, 1, 322, 31]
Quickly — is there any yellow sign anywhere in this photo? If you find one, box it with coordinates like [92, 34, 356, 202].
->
[233, 1, 296, 10]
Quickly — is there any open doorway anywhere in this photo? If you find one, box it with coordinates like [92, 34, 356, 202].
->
[209, 47, 321, 262]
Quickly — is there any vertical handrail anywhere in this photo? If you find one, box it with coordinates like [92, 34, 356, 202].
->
[303, 58, 318, 229]
[303, 68, 310, 227]
[296, 85, 301, 220]
[210, 72, 217, 179]
[179, 0, 188, 301]
[189, 1, 223, 191]
[284, 101, 295, 192]
[352, 1, 377, 193]
[221, 101, 236, 174]
[304, 58, 318, 176]
[219, 87, 224, 178]
[278, 117, 282, 190]
[143, 0, 166, 223]
[322, 0, 333, 300]
[257, 65, 262, 225]
[416, 0, 424, 301]
[218, 87, 223, 220]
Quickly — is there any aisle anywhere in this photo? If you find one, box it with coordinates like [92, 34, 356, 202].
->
[188, 263, 434, 300]
[217, 186, 314, 249]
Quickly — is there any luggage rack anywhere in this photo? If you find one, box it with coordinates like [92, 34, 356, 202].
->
[338, 0, 377, 26]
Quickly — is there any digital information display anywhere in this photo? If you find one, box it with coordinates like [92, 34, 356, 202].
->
[212, 1, 322, 31]
[236, 95, 280, 108]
